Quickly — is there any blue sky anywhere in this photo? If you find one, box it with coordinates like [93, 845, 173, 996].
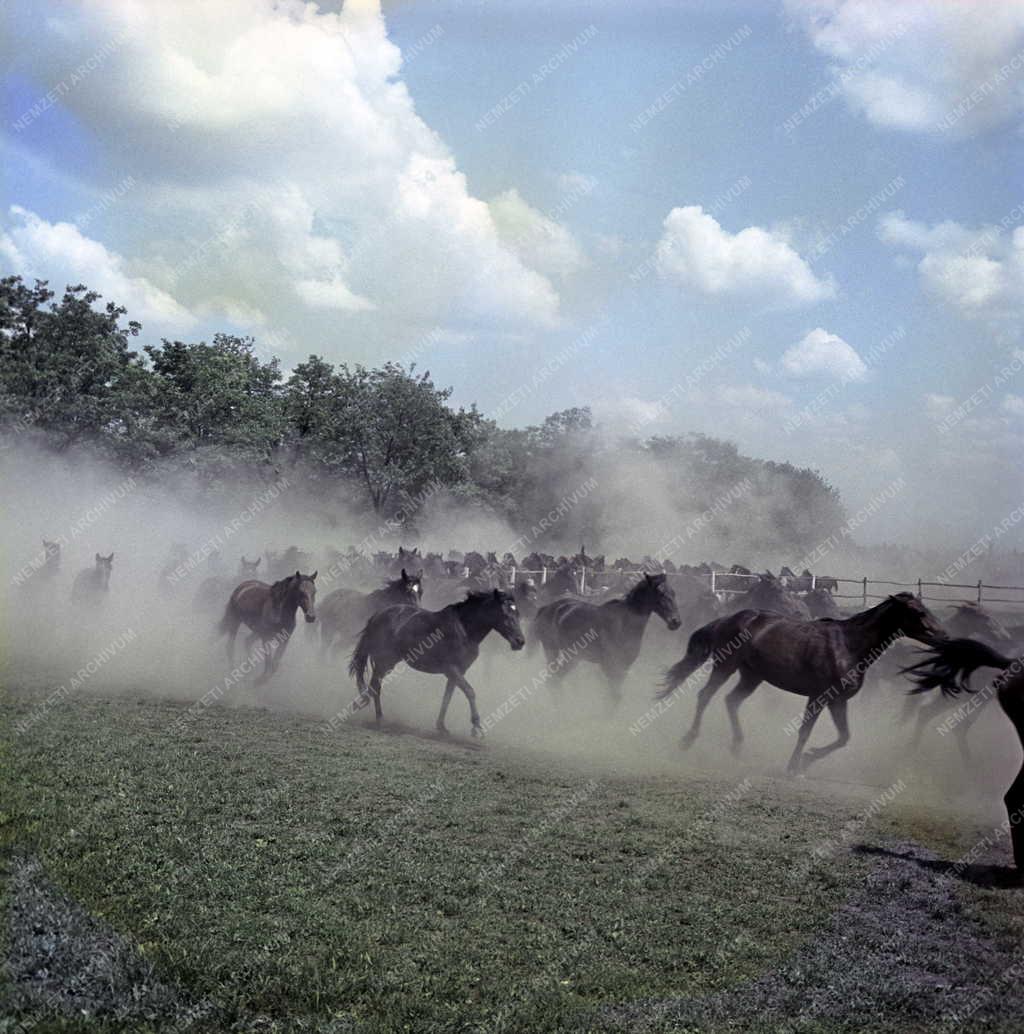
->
[2, 0, 1024, 547]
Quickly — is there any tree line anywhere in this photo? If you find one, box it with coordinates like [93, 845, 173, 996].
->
[0, 276, 846, 554]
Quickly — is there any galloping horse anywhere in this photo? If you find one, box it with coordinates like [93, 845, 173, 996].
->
[71, 553, 113, 605]
[905, 602, 1016, 759]
[656, 593, 946, 774]
[318, 569, 422, 659]
[903, 638, 1024, 872]
[348, 589, 525, 736]
[532, 572, 682, 709]
[218, 570, 317, 680]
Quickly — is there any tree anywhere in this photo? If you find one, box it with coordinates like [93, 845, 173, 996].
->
[0, 276, 150, 456]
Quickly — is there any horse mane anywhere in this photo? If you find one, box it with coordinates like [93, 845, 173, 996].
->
[622, 575, 661, 608]
[269, 573, 297, 609]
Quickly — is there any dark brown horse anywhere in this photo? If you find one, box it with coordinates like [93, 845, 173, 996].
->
[532, 572, 682, 709]
[218, 570, 317, 680]
[903, 638, 1024, 872]
[348, 589, 525, 736]
[71, 553, 113, 604]
[656, 593, 946, 774]
[318, 569, 422, 659]
[904, 602, 1016, 759]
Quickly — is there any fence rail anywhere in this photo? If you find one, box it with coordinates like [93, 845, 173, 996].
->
[507, 566, 1024, 611]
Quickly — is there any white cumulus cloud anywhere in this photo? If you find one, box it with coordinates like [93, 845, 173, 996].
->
[654, 206, 835, 307]
[785, 0, 1024, 137]
[879, 211, 1024, 319]
[781, 327, 868, 381]
[0, 205, 196, 334]
[3, 0, 563, 358]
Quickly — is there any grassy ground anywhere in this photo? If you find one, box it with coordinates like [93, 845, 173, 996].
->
[3, 688, 1024, 1033]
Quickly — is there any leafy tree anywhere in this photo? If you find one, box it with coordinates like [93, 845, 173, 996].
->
[0, 276, 150, 455]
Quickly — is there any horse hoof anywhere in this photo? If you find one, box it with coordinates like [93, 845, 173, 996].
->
[680, 735, 696, 751]
[471, 725, 484, 739]
[435, 725, 449, 737]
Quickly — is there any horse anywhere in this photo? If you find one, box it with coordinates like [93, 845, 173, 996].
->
[514, 578, 540, 622]
[71, 553, 113, 604]
[805, 587, 840, 619]
[318, 569, 422, 659]
[903, 638, 1024, 873]
[537, 562, 580, 604]
[532, 572, 682, 709]
[723, 574, 810, 620]
[218, 570, 317, 680]
[348, 589, 525, 736]
[656, 592, 946, 774]
[904, 602, 1016, 759]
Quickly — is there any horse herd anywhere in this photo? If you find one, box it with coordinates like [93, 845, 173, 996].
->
[24, 538, 1024, 874]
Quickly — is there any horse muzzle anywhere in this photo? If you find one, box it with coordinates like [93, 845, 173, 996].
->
[305, 613, 317, 623]
[510, 636, 526, 651]
[667, 617, 682, 631]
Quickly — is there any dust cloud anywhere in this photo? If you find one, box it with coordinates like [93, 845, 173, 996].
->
[2, 442, 1017, 837]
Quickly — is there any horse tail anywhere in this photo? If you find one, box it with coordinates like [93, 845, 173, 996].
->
[902, 637, 1016, 698]
[349, 620, 373, 694]
[656, 621, 718, 700]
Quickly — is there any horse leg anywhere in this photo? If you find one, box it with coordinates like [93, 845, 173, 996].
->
[436, 677, 457, 735]
[453, 672, 484, 737]
[270, 629, 292, 676]
[724, 674, 762, 756]
[786, 696, 828, 775]
[604, 666, 626, 715]
[800, 696, 851, 772]
[680, 668, 731, 749]
[1004, 761, 1024, 872]
[369, 669, 384, 726]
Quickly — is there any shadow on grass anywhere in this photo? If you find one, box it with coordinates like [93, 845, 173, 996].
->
[853, 843, 1023, 889]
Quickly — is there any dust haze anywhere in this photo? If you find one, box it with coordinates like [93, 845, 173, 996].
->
[3, 442, 1017, 837]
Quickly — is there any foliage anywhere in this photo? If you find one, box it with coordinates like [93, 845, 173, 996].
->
[0, 275, 846, 547]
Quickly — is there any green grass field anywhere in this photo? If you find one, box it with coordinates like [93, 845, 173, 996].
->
[4, 686, 1024, 1033]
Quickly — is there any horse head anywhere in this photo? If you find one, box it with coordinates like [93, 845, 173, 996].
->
[635, 572, 681, 630]
[489, 588, 525, 650]
[886, 592, 946, 644]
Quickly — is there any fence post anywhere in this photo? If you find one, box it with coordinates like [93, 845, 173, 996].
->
[811, 573, 816, 590]
[917, 578, 922, 599]
[580, 566, 586, 594]
[710, 570, 717, 594]
[541, 566, 547, 585]
[977, 580, 983, 604]
[862, 577, 868, 608]
[510, 565, 516, 588]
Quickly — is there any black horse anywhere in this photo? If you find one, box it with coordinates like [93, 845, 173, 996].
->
[318, 569, 422, 659]
[903, 638, 1024, 872]
[657, 593, 946, 774]
[532, 572, 681, 709]
[348, 589, 525, 736]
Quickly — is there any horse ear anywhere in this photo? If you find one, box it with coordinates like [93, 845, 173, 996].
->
[401, 567, 409, 581]
[95, 553, 101, 562]
[255, 557, 261, 566]
[295, 570, 301, 579]
[644, 572, 652, 583]
[493, 588, 501, 599]
[108, 553, 114, 561]
[311, 570, 318, 580]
